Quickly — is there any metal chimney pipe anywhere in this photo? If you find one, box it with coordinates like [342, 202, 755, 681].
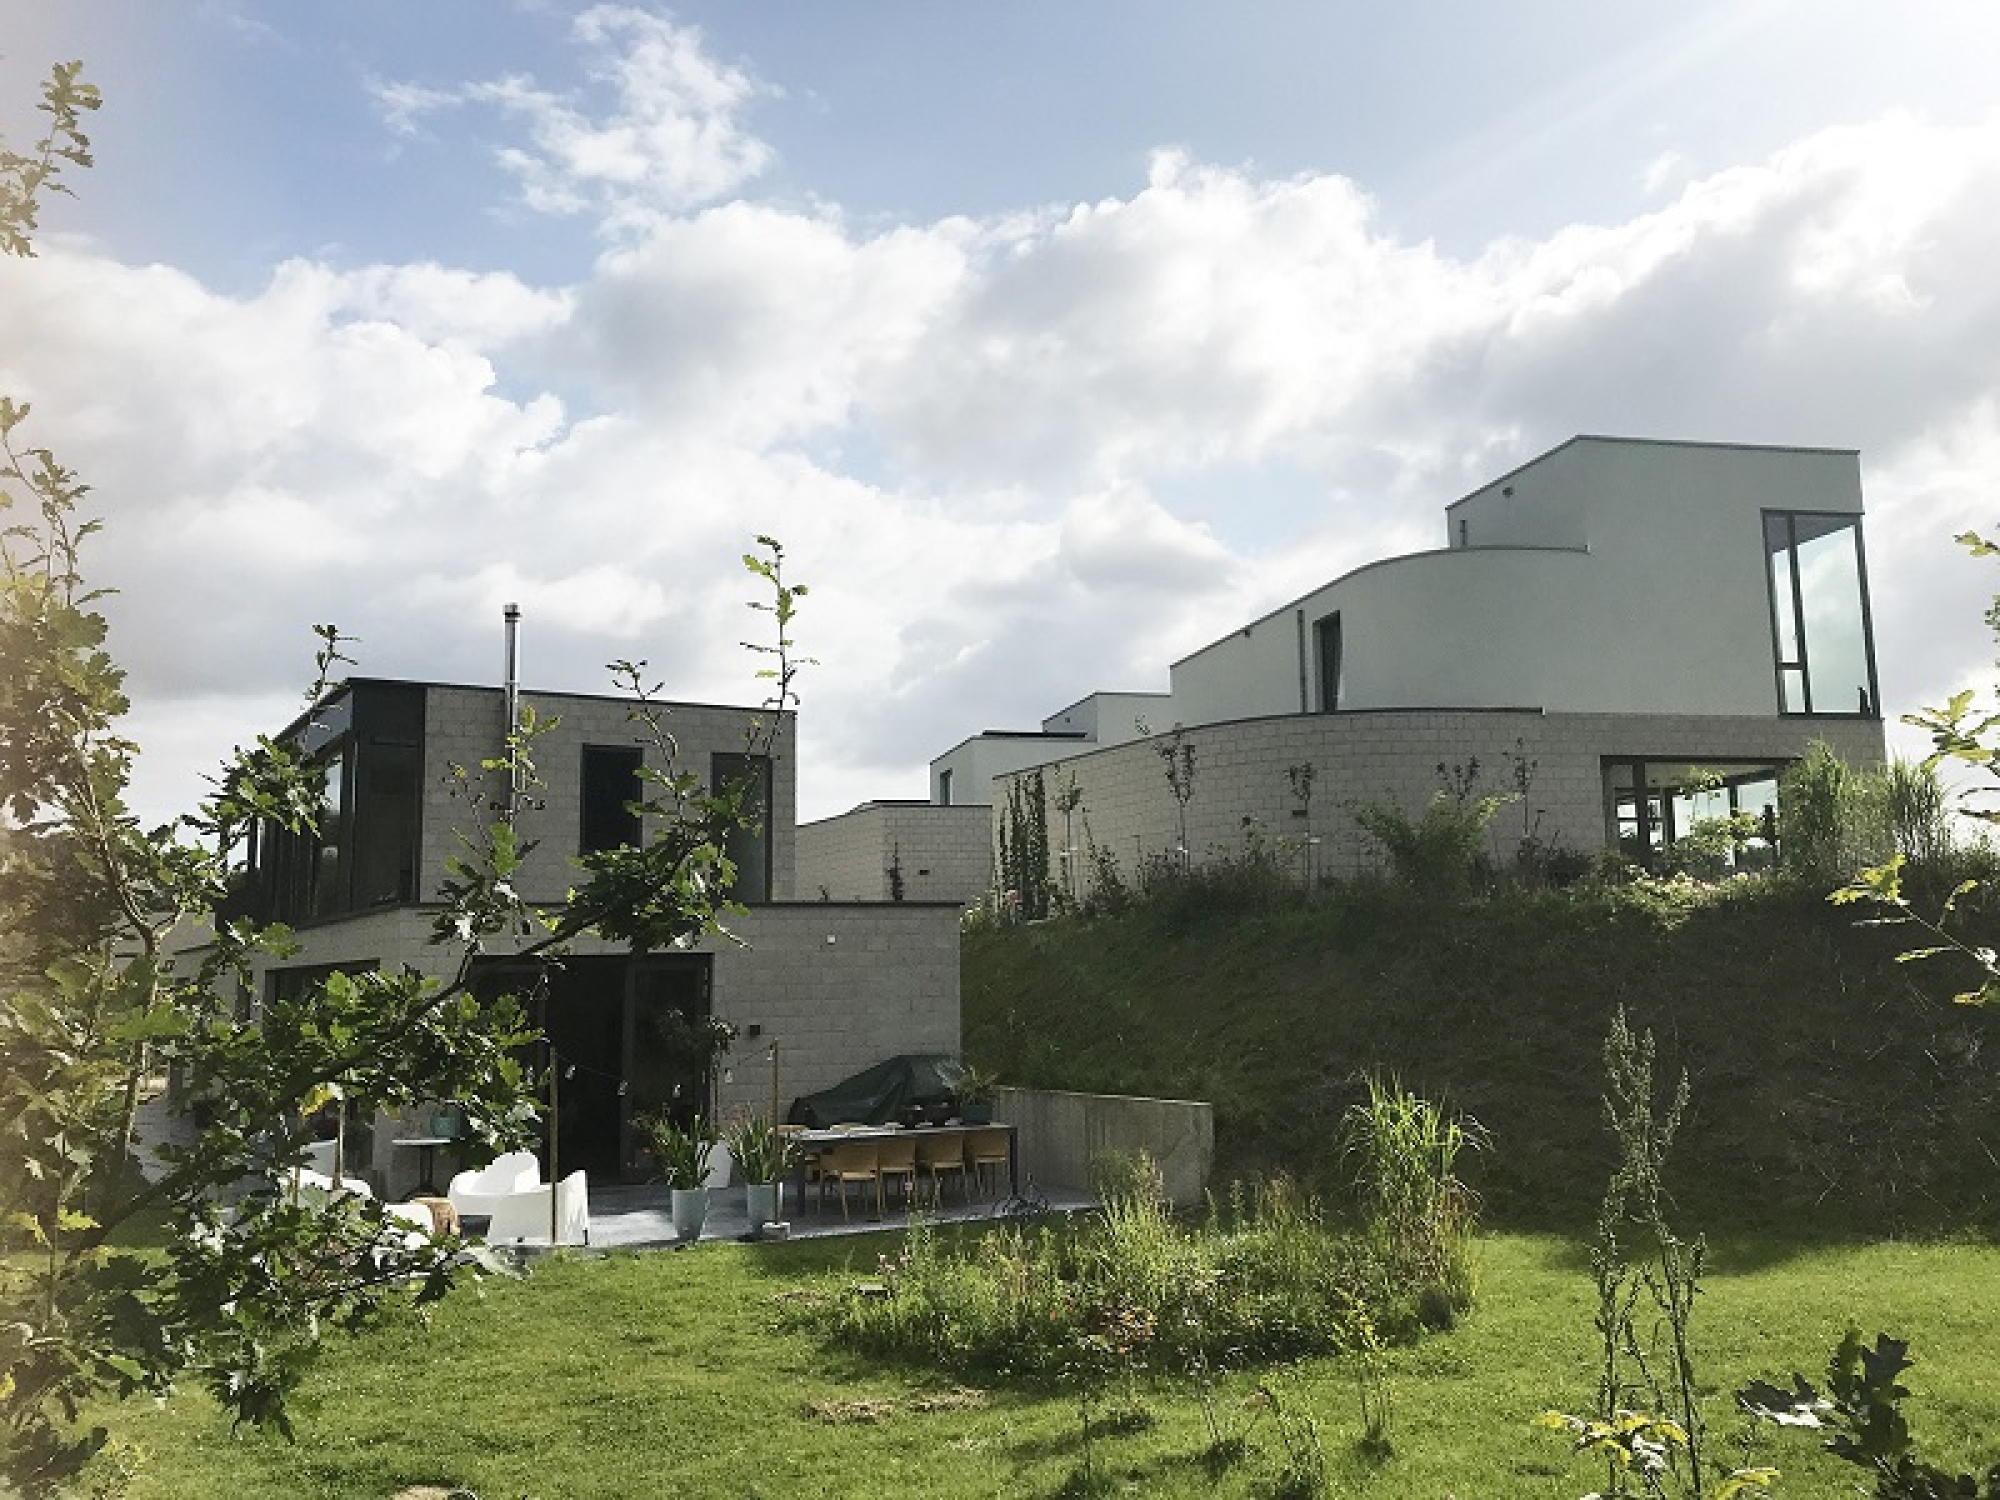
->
[503, 604, 522, 815]
[503, 603, 522, 736]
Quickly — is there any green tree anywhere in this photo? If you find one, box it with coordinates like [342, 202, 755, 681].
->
[0, 65, 800, 1494]
[997, 768, 1051, 920]
[1834, 531, 2000, 1009]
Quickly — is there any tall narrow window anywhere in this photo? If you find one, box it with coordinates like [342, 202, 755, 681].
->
[309, 753, 347, 918]
[581, 745, 643, 855]
[711, 752, 773, 902]
[1314, 613, 1343, 712]
[1765, 511, 1878, 716]
[938, 768, 954, 807]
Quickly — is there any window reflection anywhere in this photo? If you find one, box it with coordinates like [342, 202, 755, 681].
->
[1604, 758, 1782, 873]
[1765, 511, 1877, 716]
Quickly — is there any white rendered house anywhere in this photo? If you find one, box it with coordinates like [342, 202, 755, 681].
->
[879, 436, 1887, 894]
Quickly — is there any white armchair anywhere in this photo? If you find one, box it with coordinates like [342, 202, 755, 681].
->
[445, 1151, 542, 1221]
[483, 1169, 590, 1246]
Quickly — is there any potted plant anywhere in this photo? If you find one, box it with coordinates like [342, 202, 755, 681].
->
[726, 1114, 794, 1230]
[956, 1065, 999, 1125]
[646, 1114, 716, 1242]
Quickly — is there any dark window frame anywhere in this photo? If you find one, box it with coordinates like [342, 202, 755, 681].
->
[580, 744, 645, 856]
[1602, 755, 1786, 870]
[1314, 612, 1343, 713]
[1763, 508, 1881, 719]
[711, 751, 773, 903]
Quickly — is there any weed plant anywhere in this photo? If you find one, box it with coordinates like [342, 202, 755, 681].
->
[1339, 1076, 1485, 1325]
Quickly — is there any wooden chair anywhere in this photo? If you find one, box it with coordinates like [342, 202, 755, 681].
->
[817, 1138, 880, 1221]
[875, 1134, 919, 1214]
[915, 1131, 968, 1206]
[964, 1127, 1012, 1200]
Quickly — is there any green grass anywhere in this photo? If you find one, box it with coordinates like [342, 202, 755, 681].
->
[101, 1230, 2000, 1498]
[95, 878, 2000, 1493]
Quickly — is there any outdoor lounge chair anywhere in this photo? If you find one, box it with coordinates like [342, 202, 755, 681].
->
[445, 1151, 542, 1221]
[483, 1169, 590, 1246]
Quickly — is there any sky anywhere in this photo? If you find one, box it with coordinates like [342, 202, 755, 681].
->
[5, 2, 2000, 829]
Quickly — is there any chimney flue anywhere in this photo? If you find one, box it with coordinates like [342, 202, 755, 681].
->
[502, 605, 522, 815]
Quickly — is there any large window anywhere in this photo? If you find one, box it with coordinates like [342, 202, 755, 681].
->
[711, 752, 773, 902]
[580, 745, 643, 855]
[242, 683, 423, 924]
[1765, 511, 1878, 716]
[1604, 758, 1782, 872]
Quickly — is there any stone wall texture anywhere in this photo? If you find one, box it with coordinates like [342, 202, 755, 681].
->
[421, 685, 799, 903]
[796, 802, 992, 903]
[989, 709, 1888, 890]
[995, 1086, 1215, 1209]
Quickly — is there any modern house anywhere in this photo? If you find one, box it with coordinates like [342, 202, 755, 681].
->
[852, 436, 1888, 895]
[197, 673, 962, 1195]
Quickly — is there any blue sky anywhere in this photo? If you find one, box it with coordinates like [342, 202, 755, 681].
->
[7, 2, 2000, 825]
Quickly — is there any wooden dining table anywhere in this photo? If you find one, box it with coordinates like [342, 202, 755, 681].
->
[786, 1122, 1017, 1217]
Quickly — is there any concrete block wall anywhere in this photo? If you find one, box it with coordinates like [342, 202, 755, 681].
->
[797, 802, 993, 904]
[221, 898, 962, 1193]
[994, 709, 1890, 892]
[995, 1086, 1215, 1210]
[712, 904, 963, 1121]
[420, 685, 799, 904]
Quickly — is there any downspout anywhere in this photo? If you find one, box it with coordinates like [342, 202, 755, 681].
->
[1295, 609, 1309, 713]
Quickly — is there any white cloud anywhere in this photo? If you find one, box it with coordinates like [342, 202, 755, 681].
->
[13, 23, 2000, 827]
[1060, 483, 1234, 594]
[375, 6, 774, 233]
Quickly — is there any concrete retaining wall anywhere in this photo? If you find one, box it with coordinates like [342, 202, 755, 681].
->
[996, 1086, 1214, 1209]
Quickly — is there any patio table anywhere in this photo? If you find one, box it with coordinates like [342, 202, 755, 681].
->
[788, 1123, 1016, 1217]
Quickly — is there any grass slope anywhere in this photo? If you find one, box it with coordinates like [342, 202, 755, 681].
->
[962, 879, 2000, 1236]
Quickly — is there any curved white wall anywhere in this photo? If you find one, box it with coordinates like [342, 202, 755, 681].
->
[1170, 439, 1867, 729]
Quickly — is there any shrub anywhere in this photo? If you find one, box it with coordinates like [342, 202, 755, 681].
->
[1348, 772, 1515, 899]
[806, 1158, 1425, 1385]
[1779, 741, 1865, 884]
[1876, 754, 1954, 869]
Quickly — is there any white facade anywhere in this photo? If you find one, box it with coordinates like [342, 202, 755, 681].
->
[921, 435, 1887, 882]
[930, 692, 1173, 807]
[1171, 437, 1870, 726]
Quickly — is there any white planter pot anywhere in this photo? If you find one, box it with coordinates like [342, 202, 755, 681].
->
[744, 1180, 781, 1228]
[670, 1186, 708, 1242]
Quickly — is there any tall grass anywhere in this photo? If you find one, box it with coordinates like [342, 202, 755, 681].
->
[1781, 744, 1959, 886]
[807, 1155, 1426, 1386]
[1339, 1076, 1485, 1326]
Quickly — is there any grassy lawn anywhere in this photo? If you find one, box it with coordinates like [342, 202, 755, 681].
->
[104, 1228, 2000, 1498]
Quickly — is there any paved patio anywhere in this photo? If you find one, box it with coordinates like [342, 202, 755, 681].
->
[568, 1180, 1098, 1250]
